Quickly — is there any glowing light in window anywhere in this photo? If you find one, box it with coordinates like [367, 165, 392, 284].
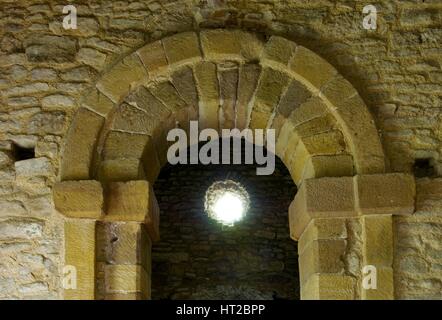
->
[205, 180, 249, 227]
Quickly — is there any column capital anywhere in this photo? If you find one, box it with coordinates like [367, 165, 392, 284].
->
[290, 173, 416, 240]
[54, 180, 104, 219]
[105, 180, 160, 242]
[54, 180, 160, 242]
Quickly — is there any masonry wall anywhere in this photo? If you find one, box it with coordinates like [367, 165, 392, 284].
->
[0, 0, 441, 299]
[152, 153, 299, 300]
[394, 178, 442, 299]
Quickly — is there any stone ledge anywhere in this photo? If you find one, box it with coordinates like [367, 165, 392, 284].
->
[290, 173, 416, 240]
[105, 180, 160, 242]
[53, 180, 104, 219]
[355, 173, 415, 215]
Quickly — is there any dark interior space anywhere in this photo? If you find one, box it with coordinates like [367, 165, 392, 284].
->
[151, 139, 299, 300]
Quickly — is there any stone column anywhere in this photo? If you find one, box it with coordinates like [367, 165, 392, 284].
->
[289, 174, 415, 300]
[54, 180, 159, 300]
[53, 180, 104, 300]
[99, 181, 159, 300]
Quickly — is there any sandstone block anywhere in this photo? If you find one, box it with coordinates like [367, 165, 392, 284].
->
[171, 66, 199, 110]
[105, 264, 149, 297]
[276, 80, 312, 119]
[262, 36, 297, 66]
[219, 65, 239, 129]
[163, 32, 201, 66]
[106, 181, 160, 242]
[290, 46, 337, 88]
[98, 158, 144, 182]
[97, 222, 152, 271]
[355, 173, 415, 215]
[361, 267, 394, 300]
[61, 108, 104, 180]
[236, 64, 261, 130]
[289, 177, 356, 240]
[194, 61, 219, 130]
[298, 218, 348, 256]
[334, 94, 386, 174]
[149, 81, 188, 113]
[64, 220, 96, 300]
[137, 40, 168, 73]
[201, 29, 263, 62]
[96, 53, 147, 103]
[303, 155, 354, 180]
[363, 215, 393, 266]
[299, 239, 347, 285]
[110, 103, 156, 135]
[253, 68, 290, 114]
[53, 181, 103, 219]
[102, 131, 149, 160]
[81, 89, 115, 117]
[302, 274, 356, 300]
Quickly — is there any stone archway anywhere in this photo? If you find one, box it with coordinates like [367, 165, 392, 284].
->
[53, 30, 415, 300]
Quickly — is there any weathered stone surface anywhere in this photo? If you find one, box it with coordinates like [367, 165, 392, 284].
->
[162, 32, 201, 66]
[356, 173, 415, 215]
[125, 86, 170, 119]
[236, 64, 261, 130]
[194, 61, 219, 130]
[96, 54, 147, 103]
[77, 48, 107, 70]
[61, 108, 104, 180]
[289, 177, 356, 240]
[299, 239, 346, 285]
[64, 220, 96, 300]
[28, 111, 66, 135]
[137, 40, 168, 73]
[24, 35, 77, 63]
[15, 157, 52, 179]
[98, 158, 144, 182]
[81, 89, 115, 116]
[149, 81, 188, 113]
[102, 131, 149, 160]
[171, 66, 199, 110]
[218, 64, 239, 129]
[363, 215, 393, 266]
[110, 103, 156, 135]
[105, 264, 149, 296]
[31, 68, 57, 81]
[253, 68, 290, 114]
[106, 181, 159, 242]
[303, 155, 354, 180]
[302, 274, 356, 300]
[97, 222, 151, 270]
[291, 46, 337, 88]
[53, 181, 104, 219]
[41, 95, 76, 109]
[298, 218, 347, 255]
[201, 29, 263, 61]
[276, 80, 312, 119]
[262, 36, 297, 66]
[0, 219, 43, 240]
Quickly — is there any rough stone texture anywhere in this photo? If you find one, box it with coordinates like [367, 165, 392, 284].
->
[394, 178, 442, 300]
[0, 0, 441, 300]
[53, 181, 103, 219]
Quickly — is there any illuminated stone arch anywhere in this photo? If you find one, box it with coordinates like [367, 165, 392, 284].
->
[54, 30, 415, 300]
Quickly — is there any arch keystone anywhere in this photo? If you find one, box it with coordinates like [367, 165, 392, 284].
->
[200, 29, 264, 62]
